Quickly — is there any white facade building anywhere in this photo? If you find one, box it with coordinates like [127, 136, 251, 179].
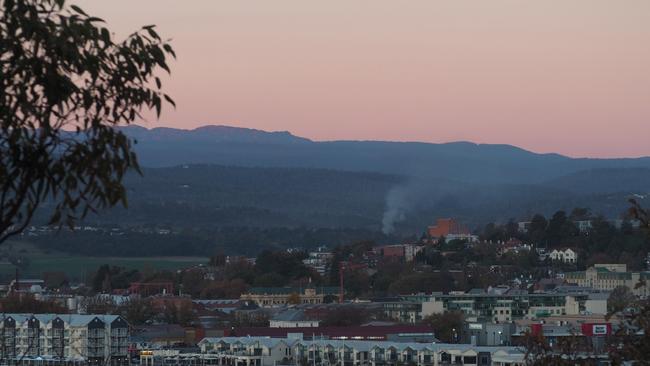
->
[548, 248, 577, 263]
[197, 336, 526, 366]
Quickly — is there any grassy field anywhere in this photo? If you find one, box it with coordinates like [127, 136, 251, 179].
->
[0, 241, 207, 281]
[0, 255, 208, 281]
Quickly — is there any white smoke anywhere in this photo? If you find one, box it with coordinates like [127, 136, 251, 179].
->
[380, 177, 455, 235]
[381, 186, 410, 234]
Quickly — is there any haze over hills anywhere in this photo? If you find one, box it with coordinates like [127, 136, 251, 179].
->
[114, 125, 650, 230]
[25, 125, 650, 256]
[123, 125, 650, 185]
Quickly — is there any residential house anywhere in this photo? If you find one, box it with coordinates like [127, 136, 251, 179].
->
[548, 248, 577, 264]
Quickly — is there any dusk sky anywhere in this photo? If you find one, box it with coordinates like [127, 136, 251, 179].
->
[80, 1, 650, 158]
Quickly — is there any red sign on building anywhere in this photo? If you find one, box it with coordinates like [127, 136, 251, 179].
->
[581, 323, 611, 336]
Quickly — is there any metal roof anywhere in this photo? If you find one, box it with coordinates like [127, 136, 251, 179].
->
[0, 313, 124, 326]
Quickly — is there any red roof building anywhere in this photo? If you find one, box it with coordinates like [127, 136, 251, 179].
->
[427, 218, 469, 238]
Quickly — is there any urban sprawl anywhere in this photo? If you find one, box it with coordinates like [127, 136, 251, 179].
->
[2, 211, 649, 366]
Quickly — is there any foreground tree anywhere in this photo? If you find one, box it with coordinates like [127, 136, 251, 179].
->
[521, 331, 585, 366]
[608, 301, 650, 365]
[606, 200, 650, 364]
[0, 0, 175, 243]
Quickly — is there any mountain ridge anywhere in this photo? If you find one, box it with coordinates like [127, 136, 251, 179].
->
[120, 124, 650, 186]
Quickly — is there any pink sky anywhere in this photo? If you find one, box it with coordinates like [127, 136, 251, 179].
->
[80, 0, 650, 158]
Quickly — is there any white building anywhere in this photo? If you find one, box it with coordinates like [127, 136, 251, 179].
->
[303, 248, 334, 277]
[517, 222, 531, 233]
[197, 336, 526, 366]
[269, 309, 320, 328]
[548, 248, 577, 263]
[574, 220, 593, 233]
[445, 233, 479, 243]
[0, 313, 129, 365]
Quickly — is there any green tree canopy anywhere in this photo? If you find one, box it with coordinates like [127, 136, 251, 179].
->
[424, 311, 464, 343]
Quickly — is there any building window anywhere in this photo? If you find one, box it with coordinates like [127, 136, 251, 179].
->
[464, 356, 477, 364]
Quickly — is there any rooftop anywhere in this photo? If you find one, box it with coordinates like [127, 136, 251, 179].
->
[246, 287, 339, 295]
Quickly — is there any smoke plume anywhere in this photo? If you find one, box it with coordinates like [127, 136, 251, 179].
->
[381, 185, 410, 234]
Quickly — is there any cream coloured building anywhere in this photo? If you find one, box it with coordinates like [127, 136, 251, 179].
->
[240, 287, 339, 307]
[565, 264, 650, 298]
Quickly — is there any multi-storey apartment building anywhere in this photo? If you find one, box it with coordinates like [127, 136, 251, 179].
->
[565, 264, 650, 298]
[196, 336, 526, 366]
[303, 248, 334, 277]
[384, 291, 607, 324]
[0, 314, 129, 365]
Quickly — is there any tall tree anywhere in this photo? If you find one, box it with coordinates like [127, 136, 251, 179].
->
[528, 214, 548, 245]
[423, 311, 464, 343]
[0, 0, 175, 243]
[608, 286, 636, 314]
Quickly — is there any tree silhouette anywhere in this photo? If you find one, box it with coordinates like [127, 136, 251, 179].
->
[0, 0, 175, 243]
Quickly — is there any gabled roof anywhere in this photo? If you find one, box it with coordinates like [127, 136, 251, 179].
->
[200, 336, 525, 357]
[0, 313, 124, 327]
[246, 287, 339, 295]
[201, 337, 288, 349]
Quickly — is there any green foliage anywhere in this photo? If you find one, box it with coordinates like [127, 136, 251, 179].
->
[391, 271, 462, 295]
[320, 306, 378, 326]
[122, 297, 155, 325]
[254, 250, 314, 284]
[199, 279, 248, 299]
[161, 300, 195, 327]
[0, 293, 68, 313]
[527, 202, 650, 364]
[26, 225, 385, 257]
[342, 268, 370, 298]
[253, 272, 287, 287]
[608, 286, 636, 314]
[486, 209, 650, 271]
[522, 331, 584, 365]
[0, 0, 174, 242]
[423, 311, 464, 343]
[42, 270, 68, 288]
[90, 264, 140, 292]
[528, 214, 548, 245]
[180, 269, 205, 297]
[608, 301, 650, 364]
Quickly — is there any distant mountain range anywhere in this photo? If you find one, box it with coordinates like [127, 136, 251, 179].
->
[88, 125, 650, 234]
[24, 125, 650, 256]
[122, 125, 650, 185]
